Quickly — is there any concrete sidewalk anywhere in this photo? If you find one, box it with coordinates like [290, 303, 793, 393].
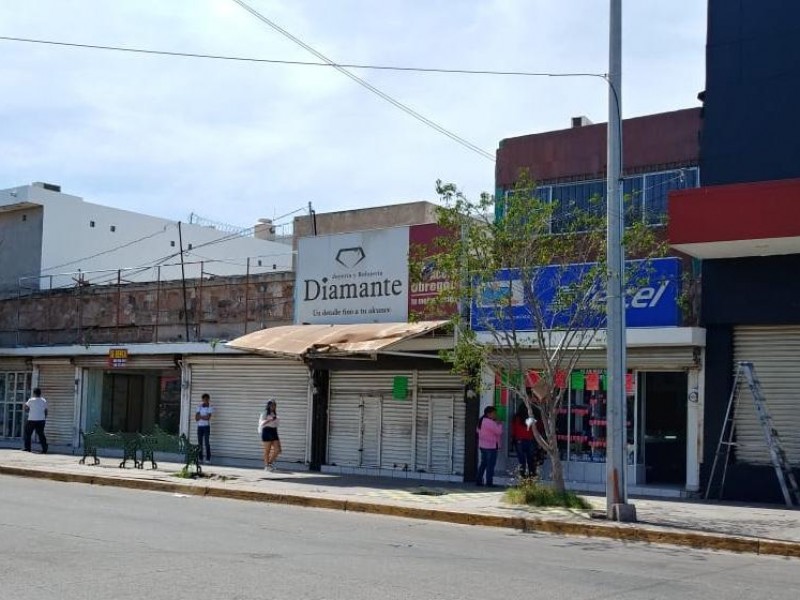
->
[1, 449, 798, 558]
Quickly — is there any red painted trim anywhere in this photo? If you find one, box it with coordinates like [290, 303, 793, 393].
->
[668, 178, 800, 243]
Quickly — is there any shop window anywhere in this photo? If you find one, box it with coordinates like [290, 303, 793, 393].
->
[158, 376, 181, 435]
[100, 371, 180, 434]
[0, 371, 33, 439]
[496, 368, 639, 466]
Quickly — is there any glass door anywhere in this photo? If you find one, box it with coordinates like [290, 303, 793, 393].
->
[1, 372, 33, 439]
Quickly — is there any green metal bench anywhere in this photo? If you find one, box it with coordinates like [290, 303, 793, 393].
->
[79, 426, 140, 468]
[138, 425, 202, 476]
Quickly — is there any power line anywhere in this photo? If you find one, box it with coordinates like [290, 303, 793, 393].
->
[229, 0, 495, 160]
[0, 35, 603, 80]
[38, 225, 173, 274]
[0, 32, 608, 161]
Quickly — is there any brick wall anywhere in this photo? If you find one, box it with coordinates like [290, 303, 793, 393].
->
[0, 271, 295, 347]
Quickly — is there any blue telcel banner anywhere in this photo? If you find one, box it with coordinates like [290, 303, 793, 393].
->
[470, 257, 681, 332]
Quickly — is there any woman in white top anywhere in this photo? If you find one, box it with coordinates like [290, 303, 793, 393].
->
[258, 399, 281, 471]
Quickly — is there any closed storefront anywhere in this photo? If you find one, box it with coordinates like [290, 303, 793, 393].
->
[34, 360, 76, 448]
[669, 191, 800, 503]
[417, 370, 466, 476]
[187, 356, 310, 465]
[327, 370, 465, 477]
[733, 326, 800, 466]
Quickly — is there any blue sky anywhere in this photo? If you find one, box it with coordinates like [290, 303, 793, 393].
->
[0, 0, 706, 232]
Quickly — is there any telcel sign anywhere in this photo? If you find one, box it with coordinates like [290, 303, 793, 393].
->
[296, 228, 409, 324]
[471, 257, 681, 331]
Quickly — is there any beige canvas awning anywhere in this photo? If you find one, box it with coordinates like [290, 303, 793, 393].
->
[226, 321, 449, 360]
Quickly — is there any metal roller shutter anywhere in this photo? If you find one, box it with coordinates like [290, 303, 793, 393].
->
[733, 326, 800, 465]
[429, 394, 456, 474]
[328, 371, 412, 470]
[418, 371, 466, 475]
[362, 397, 381, 467]
[381, 397, 413, 470]
[328, 370, 465, 475]
[414, 393, 429, 471]
[452, 394, 466, 476]
[188, 357, 310, 465]
[327, 388, 363, 467]
[416, 370, 464, 389]
[35, 362, 76, 447]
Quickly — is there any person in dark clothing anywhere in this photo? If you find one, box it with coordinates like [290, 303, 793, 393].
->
[512, 404, 537, 477]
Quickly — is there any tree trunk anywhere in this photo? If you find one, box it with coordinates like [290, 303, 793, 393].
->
[541, 405, 566, 494]
[548, 448, 566, 494]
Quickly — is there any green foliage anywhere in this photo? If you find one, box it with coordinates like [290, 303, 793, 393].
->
[423, 171, 670, 493]
[504, 477, 591, 509]
[174, 466, 193, 479]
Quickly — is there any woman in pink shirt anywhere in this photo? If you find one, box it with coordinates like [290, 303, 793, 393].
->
[476, 406, 503, 487]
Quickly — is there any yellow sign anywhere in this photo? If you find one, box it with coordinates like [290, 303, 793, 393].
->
[108, 348, 128, 368]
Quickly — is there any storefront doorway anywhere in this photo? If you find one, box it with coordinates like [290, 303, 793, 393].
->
[83, 369, 181, 435]
[0, 371, 32, 440]
[640, 371, 688, 484]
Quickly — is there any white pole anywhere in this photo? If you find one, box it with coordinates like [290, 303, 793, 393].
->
[606, 0, 634, 521]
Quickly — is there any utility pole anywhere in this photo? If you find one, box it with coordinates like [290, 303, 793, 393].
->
[606, 0, 635, 522]
[308, 201, 318, 236]
[177, 221, 191, 343]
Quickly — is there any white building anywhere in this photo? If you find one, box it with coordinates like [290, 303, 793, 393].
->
[0, 182, 293, 295]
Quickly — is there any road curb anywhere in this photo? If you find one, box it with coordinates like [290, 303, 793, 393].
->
[2, 464, 798, 558]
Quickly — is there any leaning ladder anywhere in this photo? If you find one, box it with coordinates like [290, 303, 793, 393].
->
[705, 361, 800, 507]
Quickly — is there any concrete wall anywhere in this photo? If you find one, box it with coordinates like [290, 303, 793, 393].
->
[1, 184, 294, 290]
[293, 201, 439, 240]
[0, 204, 43, 297]
[0, 271, 294, 347]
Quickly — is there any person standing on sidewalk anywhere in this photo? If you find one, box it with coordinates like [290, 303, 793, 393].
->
[476, 406, 503, 487]
[258, 400, 281, 471]
[195, 393, 214, 464]
[512, 404, 536, 478]
[23, 388, 48, 454]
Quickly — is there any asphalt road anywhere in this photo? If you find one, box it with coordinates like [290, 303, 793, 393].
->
[1, 476, 798, 600]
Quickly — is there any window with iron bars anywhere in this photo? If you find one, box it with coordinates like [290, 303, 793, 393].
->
[498, 167, 699, 233]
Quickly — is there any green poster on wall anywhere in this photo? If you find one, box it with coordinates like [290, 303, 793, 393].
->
[570, 371, 585, 390]
[392, 376, 409, 400]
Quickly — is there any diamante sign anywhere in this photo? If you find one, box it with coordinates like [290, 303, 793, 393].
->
[296, 227, 410, 324]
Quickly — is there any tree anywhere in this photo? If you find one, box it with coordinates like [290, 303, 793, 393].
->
[417, 173, 669, 493]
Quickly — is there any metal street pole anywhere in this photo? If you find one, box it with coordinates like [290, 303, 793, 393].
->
[606, 0, 635, 522]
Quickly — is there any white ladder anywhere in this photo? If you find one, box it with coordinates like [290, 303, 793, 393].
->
[705, 361, 800, 507]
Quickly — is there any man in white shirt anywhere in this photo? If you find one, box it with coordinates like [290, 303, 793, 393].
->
[195, 393, 214, 463]
[24, 388, 48, 453]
